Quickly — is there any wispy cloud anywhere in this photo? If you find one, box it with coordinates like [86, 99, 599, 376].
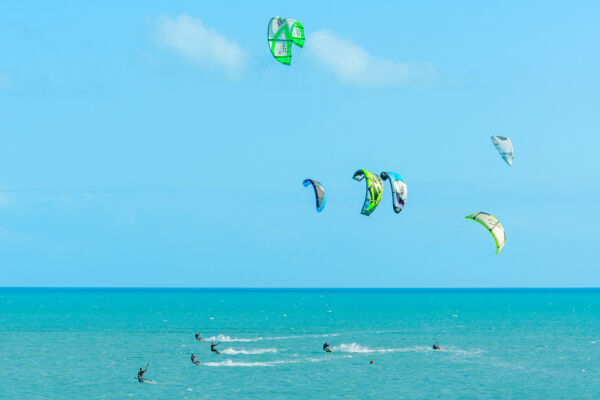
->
[156, 14, 246, 77]
[309, 30, 434, 88]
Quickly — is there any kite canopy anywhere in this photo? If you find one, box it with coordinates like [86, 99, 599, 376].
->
[302, 179, 326, 212]
[491, 135, 514, 166]
[353, 169, 383, 216]
[267, 17, 305, 65]
[380, 171, 407, 213]
[465, 212, 506, 254]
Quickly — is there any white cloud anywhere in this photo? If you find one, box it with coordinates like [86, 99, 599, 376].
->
[309, 30, 434, 88]
[156, 14, 246, 77]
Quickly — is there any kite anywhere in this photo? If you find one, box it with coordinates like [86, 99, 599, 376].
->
[353, 169, 383, 216]
[267, 17, 305, 65]
[380, 171, 407, 213]
[465, 212, 506, 254]
[491, 135, 514, 166]
[302, 179, 326, 212]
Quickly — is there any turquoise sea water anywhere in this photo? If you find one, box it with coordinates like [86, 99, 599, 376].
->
[1, 289, 599, 399]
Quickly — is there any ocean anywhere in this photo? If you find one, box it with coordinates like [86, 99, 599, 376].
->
[1, 289, 598, 399]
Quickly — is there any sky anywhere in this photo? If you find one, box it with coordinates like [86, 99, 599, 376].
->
[1, 1, 599, 287]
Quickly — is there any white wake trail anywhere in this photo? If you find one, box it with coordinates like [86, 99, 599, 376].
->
[332, 343, 431, 353]
[221, 348, 277, 355]
[203, 335, 263, 342]
[203, 357, 336, 367]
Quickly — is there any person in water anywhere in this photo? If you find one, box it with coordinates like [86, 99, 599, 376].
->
[323, 342, 332, 352]
[210, 341, 221, 354]
[195, 332, 203, 341]
[137, 364, 149, 383]
[433, 343, 443, 350]
[191, 354, 201, 365]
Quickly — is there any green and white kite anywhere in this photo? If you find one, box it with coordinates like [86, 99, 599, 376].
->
[465, 212, 506, 254]
[267, 17, 305, 65]
[353, 169, 383, 216]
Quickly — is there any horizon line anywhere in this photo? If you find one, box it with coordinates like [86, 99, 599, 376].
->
[1, 286, 599, 290]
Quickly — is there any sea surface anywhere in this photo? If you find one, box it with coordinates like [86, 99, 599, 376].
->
[0, 289, 599, 399]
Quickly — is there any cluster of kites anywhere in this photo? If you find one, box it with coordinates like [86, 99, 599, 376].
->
[267, 17, 514, 255]
[303, 170, 407, 217]
[302, 137, 512, 255]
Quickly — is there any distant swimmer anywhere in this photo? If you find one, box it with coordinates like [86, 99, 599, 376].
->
[323, 342, 332, 353]
[433, 343, 443, 350]
[211, 341, 221, 354]
[191, 354, 201, 365]
[137, 362, 150, 383]
[195, 332, 203, 342]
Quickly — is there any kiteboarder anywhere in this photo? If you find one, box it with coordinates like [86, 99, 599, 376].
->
[433, 343, 443, 350]
[195, 332, 202, 341]
[323, 342, 332, 353]
[210, 341, 221, 354]
[191, 354, 201, 365]
[137, 363, 149, 382]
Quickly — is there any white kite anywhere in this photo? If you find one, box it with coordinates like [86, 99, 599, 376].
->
[491, 135, 514, 166]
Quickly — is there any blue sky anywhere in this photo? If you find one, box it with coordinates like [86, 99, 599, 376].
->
[1, 1, 599, 287]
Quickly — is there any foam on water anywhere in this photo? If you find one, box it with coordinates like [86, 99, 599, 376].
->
[204, 357, 332, 367]
[204, 335, 263, 342]
[221, 348, 277, 355]
[204, 360, 274, 367]
[204, 333, 339, 342]
[331, 343, 431, 353]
